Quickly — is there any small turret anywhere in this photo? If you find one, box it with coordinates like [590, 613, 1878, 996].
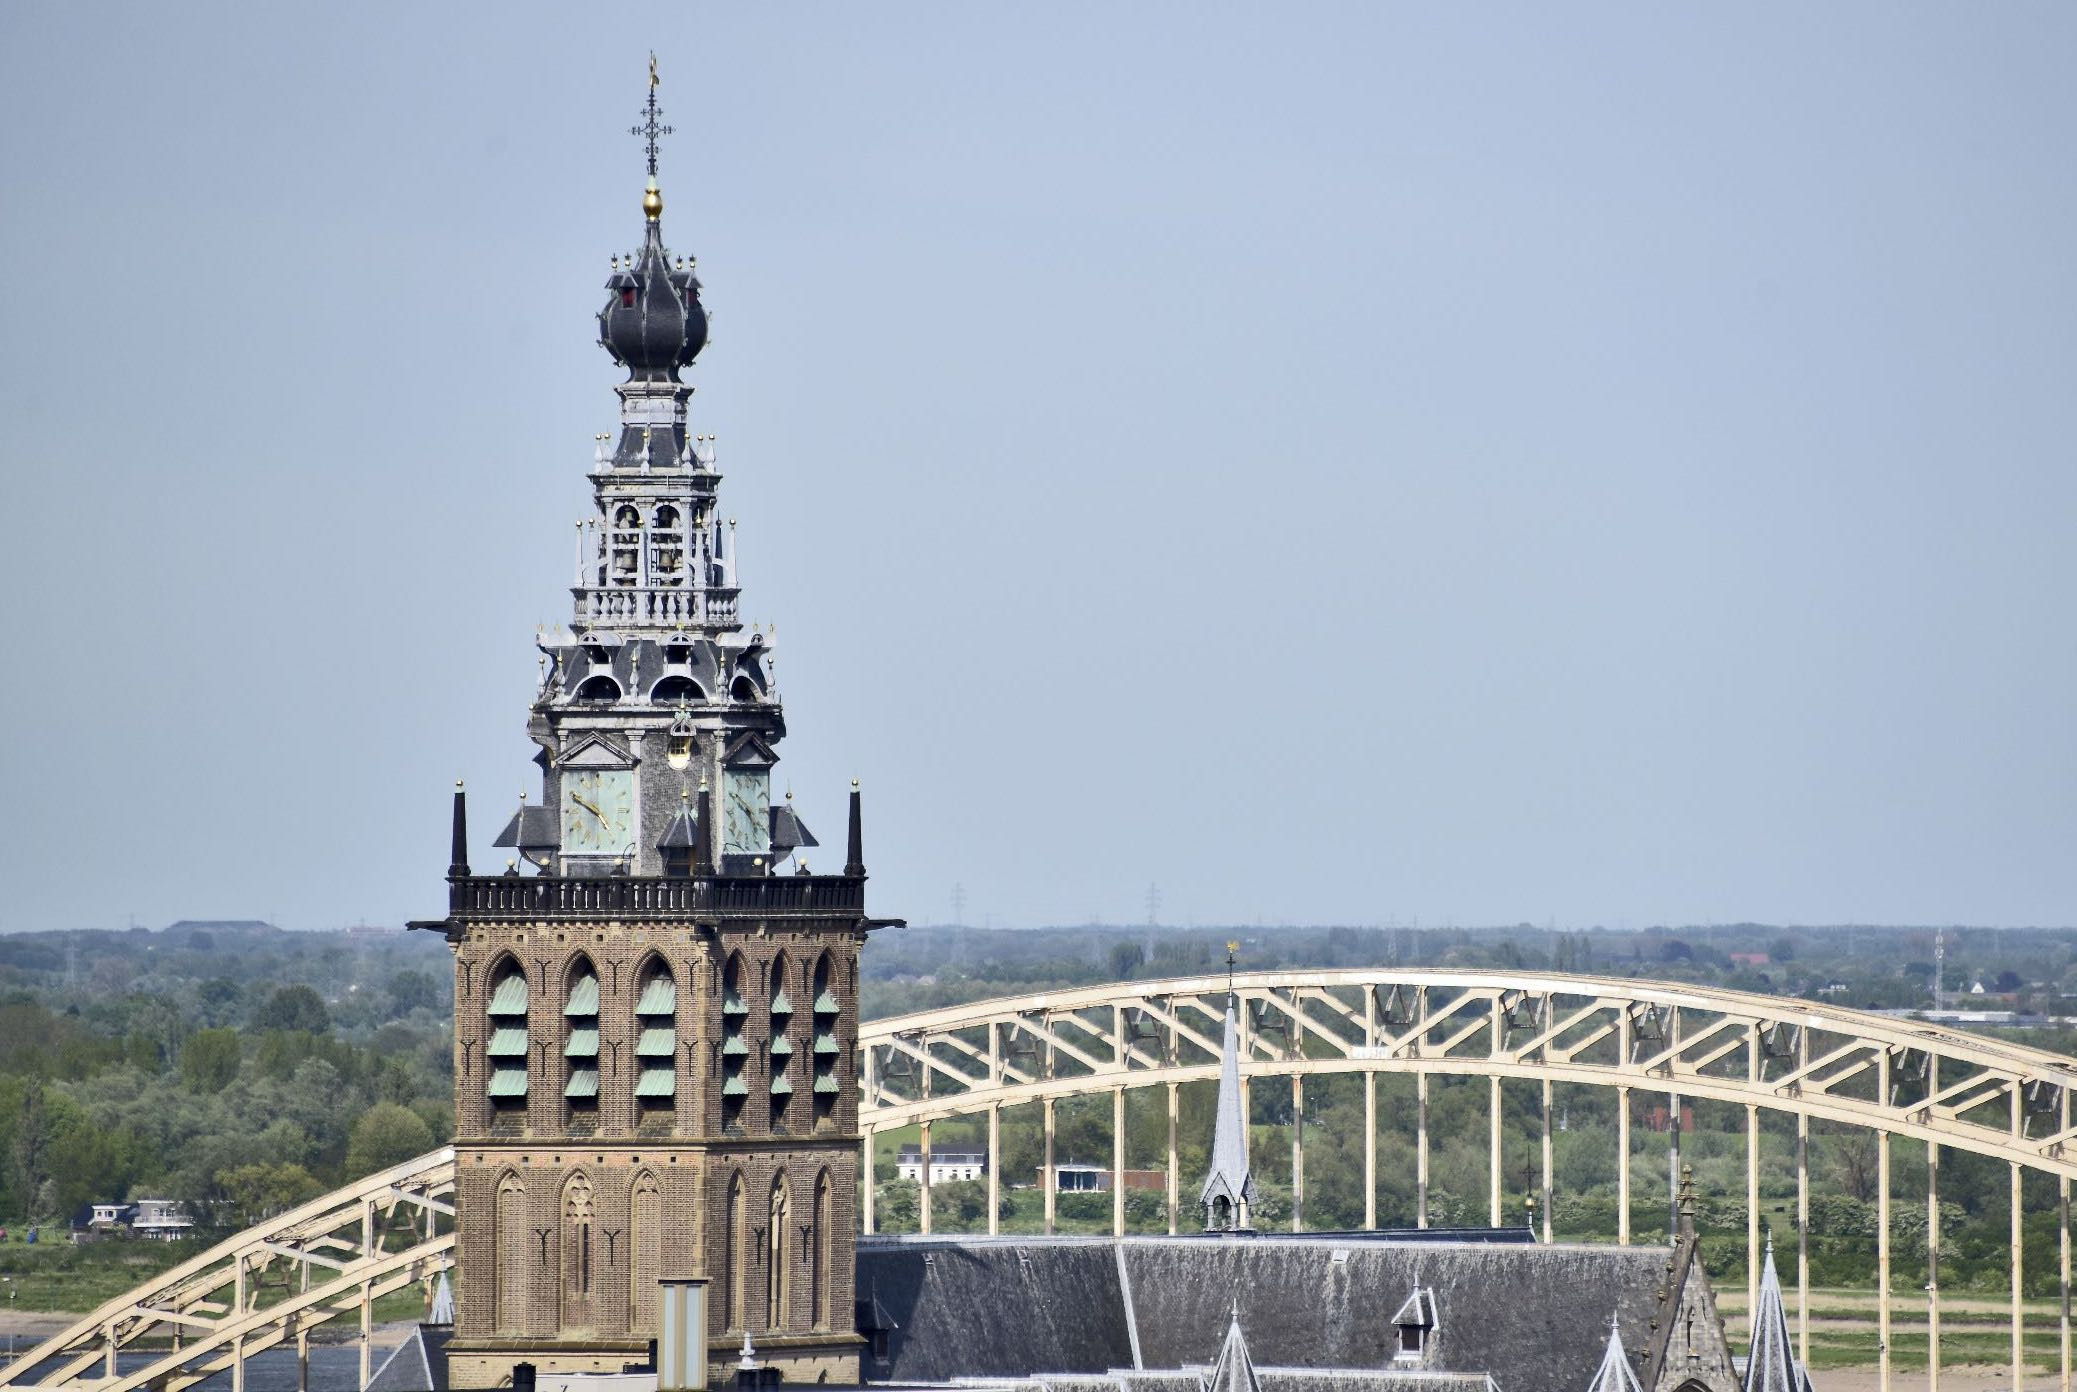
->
[1200, 946, 1258, 1232]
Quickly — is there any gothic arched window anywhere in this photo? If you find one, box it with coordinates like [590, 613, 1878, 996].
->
[494, 1171, 527, 1334]
[724, 1170, 745, 1330]
[629, 1169, 663, 1333]
[561, 1172, 595, 1331]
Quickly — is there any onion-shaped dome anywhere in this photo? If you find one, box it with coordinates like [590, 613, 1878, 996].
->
[598, 182, 708, 381]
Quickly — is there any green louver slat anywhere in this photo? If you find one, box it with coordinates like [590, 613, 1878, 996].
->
[813, 1033, 839, 1054]
[813, 991, 839, 1013]
[769, 1036, 793, 1057]
[487, 976, 529, 1015]
[722, 1076, 749, 1097]
[770, 1075, 793, 1096]
[487, 1027, 529, 1057]
[564, 976, 599, 1016]
[564, 1068, 599, 1099]
[770, 990, 793, 1014]
[565, 1028, 599, 1058]
[488, 1067, 528, 1098]
[637, 1027, 675, 1057]
[722, 993, 748, 1015]
[812, 1075, 840, 1094]
[636, 978, 677, 1014]
[636, 1068, 676, 1098]
[722, 1037, 749, 1057]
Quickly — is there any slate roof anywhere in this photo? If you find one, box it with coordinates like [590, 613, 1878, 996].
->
[858, 1233, 1677, 1392]
[364, 1327, 452, 1392]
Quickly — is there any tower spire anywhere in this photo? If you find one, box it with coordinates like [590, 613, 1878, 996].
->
[1585, 1313, 1643, 1392]
[1743, 1234, 1803, 1392]
[1200, 946, 1257, 1233]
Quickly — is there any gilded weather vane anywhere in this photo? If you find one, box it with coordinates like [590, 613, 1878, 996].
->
[631, 52, 673, 178]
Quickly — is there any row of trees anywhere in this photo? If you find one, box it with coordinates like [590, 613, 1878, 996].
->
[0, 943, 454, 1232]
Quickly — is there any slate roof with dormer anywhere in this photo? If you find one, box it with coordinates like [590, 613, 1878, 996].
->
[856, 1233, 1698, 1392]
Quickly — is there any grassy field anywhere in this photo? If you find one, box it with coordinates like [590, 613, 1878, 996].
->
[0, 1237, 430, 1329]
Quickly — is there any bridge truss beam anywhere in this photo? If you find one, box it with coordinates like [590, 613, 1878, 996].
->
[858, 970, 2077, 1392]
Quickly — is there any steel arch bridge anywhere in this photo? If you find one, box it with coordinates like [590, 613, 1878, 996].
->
[0, 1150, 454, 1392]
[6, 970, 2076, 1392]
[856, 970, 2077, 1392]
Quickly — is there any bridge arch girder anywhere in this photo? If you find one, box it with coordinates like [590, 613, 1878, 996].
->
[856, 969, 2077, 1178]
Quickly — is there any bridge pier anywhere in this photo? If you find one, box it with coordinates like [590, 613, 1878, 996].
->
[1617, 1085, 1631, 1245]
[1488, 1076, 1502, 1228]
[1112, 1088, 1126, 1238]
[860, 1131, 875, 1235]
[1167, 1082, 1180, 1235]
[1797, 1108, 1810, 1364]
[1746, 1103, 1760, 1328]
[2014, 1158, 2027, 1392]
[1878, 1129, 1891, 1392]
[1363, 1070, 1377, 1231]
[1540, 1079, 1553, 1244]
[987, 1103, 1001, 1237]
[1929, 1139, 1942, 1392]
[1416, 1072, 1429, 1228]
[920, 1120, 933, 1235]
[1291, 1075, 1304, 1233]
[1042, 1097, 1056, 1236]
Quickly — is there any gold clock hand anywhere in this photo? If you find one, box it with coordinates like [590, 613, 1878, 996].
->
[572, 794, 604, 820]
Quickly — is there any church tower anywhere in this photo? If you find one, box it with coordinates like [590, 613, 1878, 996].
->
[420, 65, 889, 1388]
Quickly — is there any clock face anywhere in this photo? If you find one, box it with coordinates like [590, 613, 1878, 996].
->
[723, 770, 769, 858]
[562, 769, 635, 856]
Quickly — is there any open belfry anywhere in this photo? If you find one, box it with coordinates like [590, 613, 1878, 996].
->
[417, 61, 895, 1388]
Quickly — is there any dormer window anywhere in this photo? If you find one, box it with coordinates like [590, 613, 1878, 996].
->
[620, 287, 636, 308]
[1390, 1284, 1437, 1363]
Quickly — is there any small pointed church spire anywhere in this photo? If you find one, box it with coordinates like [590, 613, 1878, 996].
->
[1200, 944, 1257, 1233]
[1585, 1313, 1642, 1392]
[1202, 1301, 1260, 1392]
[1744, 1234, 1802, 1392]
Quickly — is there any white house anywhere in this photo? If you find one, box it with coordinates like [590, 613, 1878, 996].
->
[896, 1146, 988, 1183]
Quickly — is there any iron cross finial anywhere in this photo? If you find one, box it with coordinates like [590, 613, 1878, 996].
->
[631, 52, 673, 178]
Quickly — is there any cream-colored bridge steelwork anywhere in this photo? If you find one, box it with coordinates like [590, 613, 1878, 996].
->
[11, 972, 2077, 1392]
[858, 970, 2077, 1392]
[0, 1149, 454, 1392]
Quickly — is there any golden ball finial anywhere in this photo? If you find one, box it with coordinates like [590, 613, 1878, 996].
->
[643, 177, 663, 221]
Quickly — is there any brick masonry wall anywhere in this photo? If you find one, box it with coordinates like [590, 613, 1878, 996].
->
[447, 905, 864, 1383]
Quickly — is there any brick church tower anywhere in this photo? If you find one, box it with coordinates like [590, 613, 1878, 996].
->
[417, 66, 894, 1389]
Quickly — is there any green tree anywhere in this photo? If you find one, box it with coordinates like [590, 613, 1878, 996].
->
[254, 985, 330, 1034]
[345, 1101, 434, 1179]
[216, 1163, 325, 1226]
[180, 1028, 242, 1093]
[389, 970, 439, 1014]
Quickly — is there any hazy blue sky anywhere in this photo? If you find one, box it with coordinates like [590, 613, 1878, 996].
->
[3, 5, 2073, 932]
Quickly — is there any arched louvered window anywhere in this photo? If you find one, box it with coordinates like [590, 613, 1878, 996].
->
[564, 960, 599, 1129]
[486, 960, 528, 1127]
[769, 953, 794, 1129]
[635, 959, 677, 1126]
[811, 953, 839, 1124]
[720, 954, 748, 1130]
